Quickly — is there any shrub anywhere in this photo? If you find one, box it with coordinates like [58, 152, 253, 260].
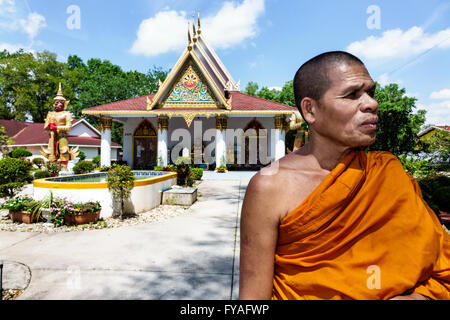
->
[32, 157, 45, 169]
[153, 166, 163, 171]
[34, 170, 50, 179]
[92, 155, 101, 168]
[107, 165, 135, 219]
[191, 168, 203, 180]
[73, 161, 95, 174]
[398, 154, 432, 177]
[45, 161, 62, 175]
[9, 147, 33, 159]
[0, 158, 32, 197]
[1, 196, 36, 212]
[77, 150, 86, 161]
[417, 175, 450, 215]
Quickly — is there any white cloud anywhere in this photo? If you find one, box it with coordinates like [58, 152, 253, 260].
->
[0, 42, 35, 55]
[418, 100, 450, 125]
[0, 0, 16, 15]
[130, 0, 265, 57]
[347, 26, 450, 61]
[129, 10, 188, 56]
[430, 88, 450, 100]
[377, 73, 403, 87]
[0, 42, 27, 52]
[202, 0, 265, 49]
[19, 12, 46, 40]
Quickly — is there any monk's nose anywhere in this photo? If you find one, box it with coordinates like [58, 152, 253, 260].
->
[360, 94, 379, 114]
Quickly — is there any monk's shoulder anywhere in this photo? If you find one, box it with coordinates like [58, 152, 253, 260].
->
[366, 151, 404, 169]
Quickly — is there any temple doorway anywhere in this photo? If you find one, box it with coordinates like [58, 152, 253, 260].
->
[133, 120, 157, 169]
[243, 119, 267, 167]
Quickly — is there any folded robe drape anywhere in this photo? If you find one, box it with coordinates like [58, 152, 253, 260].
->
[272, 149, 450, 300]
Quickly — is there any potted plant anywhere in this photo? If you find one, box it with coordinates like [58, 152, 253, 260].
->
[49, 198, 102, 226]
[33, 191, 54, 225]
[45, 161, 62, 177]
[175, 157, 192, 186]
[2, 196, 41, 224]
[215, 166, 227, 173]
[106, 165, 135, 219]
[63, 201, 102, 226]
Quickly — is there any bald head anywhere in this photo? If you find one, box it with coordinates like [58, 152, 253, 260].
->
[293, 51, 365, 120]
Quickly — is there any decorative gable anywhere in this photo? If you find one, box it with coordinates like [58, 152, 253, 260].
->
[162, 58, 219, 107]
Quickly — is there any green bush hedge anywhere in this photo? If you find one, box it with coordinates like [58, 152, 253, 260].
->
[9, 147, 32, 159]
[191, 168, 203, 180]
[73, 161, 95, 174]
[92, 155, 101, 168]
[77, 150, 86, 161]
[32, 157, 45, 169]
[0, 158, 32, 197]
[417, 175, 450, 214]
[34, 170, 50, 179]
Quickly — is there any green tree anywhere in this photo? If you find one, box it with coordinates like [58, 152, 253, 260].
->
[245, 81, 259, 96]
[367, 83, 427, 156]
[0, 50, 74, 122]
[0, 124, 13, 157]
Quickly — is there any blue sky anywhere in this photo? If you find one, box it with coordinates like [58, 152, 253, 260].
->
[0, 0, 449, 126]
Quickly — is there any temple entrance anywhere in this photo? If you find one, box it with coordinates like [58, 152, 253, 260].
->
[230, 119, 267, 168]
[133, 120, 157, 170]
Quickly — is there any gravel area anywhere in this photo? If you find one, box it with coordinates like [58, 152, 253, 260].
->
[0, 182, 200, 233]
[2, 289, 23, 301]
[0, 204, 193, 233]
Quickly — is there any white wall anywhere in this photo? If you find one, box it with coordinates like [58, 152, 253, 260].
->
[34, 177, 176, 218]
[121, 115, 281, 166]
[69, 121, 99, 138]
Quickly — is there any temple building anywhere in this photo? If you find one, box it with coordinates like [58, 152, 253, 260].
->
[82, 16, 297, 170]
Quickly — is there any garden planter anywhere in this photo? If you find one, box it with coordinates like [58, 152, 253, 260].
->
[9, 211, 33, 224]
[64, 211, 100, 226]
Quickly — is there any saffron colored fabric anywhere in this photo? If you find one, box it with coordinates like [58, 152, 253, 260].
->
[272, 149, 450, 300]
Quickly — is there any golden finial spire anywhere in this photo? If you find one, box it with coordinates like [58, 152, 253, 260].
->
[187, 22, 192, 50]
[192, 16, 197, 42]
[197, 11, 201, 35]
[54, 82, 66, 101]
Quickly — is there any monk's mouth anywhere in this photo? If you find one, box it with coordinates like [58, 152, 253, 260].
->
[361, 118, 378, 130]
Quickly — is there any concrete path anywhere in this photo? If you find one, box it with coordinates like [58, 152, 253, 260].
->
[0, 173, 256, 300]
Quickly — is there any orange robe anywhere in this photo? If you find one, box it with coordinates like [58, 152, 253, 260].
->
[272, 149, 450, 300]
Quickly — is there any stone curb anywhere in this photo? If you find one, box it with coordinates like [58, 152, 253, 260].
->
[1, 260, 31, 290]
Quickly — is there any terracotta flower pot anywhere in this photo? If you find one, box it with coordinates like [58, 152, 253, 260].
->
[9, 211, 33, 224]
[64, 211, 100, 226]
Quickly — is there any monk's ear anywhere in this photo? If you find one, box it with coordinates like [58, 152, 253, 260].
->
[300, 97, 317, 125]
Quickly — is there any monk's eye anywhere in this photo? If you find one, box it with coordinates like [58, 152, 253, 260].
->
[367, 89, 376, 98]
[345, 91, 358, 99]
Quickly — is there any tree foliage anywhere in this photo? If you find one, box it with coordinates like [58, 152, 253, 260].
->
[0, 49, 169, 145]
[366, 83, 426, 156]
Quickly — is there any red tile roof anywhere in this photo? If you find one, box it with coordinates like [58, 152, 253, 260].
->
[0, 119, 30, 138]
[436, 126, 450, 131]
[83, 92, 297, 113]
[1, 120, 120, 147]
[229, 91, 295, 111]
[84, 95, 156, 112]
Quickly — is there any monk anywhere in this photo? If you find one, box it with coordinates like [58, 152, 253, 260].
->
[239, 51, 450, 300]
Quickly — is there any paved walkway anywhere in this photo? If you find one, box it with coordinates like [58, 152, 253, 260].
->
[0, 172, 256, 300]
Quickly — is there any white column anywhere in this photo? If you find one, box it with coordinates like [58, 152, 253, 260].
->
[157, 116, 169, 166]
[274, 116, 286, 161]
[215, 116, 227, 167]
[100, 117, 112, 167]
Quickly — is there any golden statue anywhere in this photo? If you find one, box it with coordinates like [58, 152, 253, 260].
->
[41, 83, 79, 171]
[288, 110, 308, 153]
